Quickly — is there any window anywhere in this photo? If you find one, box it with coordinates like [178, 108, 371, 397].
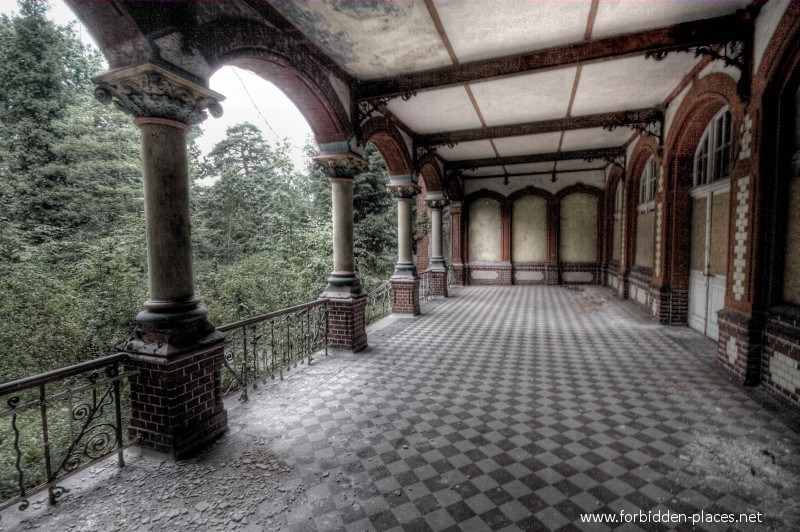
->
[614, 184, 623, 213]
[639, 155, 656, 205]
[694, 108, 732, 187]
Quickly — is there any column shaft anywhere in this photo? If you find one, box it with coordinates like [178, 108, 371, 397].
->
[137, 119, 196, 308]
[331, 178, 356, 275]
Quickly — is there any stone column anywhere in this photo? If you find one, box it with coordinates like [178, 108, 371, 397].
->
[314, 149, 369, 352]
[426, 192, 449, 298]
[387, 175, 421, 315]
[93, 63, 227, 457]
[449, 201, 465, 285]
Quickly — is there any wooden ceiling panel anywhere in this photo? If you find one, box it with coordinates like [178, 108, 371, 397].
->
[469, 68, 576, 126]
[493, 133, 563, 158]
[385, 87, 482, 133]
[560, 127, 634, 152]
[592, 0, 750, 40]
[435, 2, 590, 64]
[571, 54, 698, 116]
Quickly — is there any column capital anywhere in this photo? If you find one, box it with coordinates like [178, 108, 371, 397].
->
[313, 151, 368, 179]
[93, 63, 224, 125]
[387, 183, 421, 199]
[426, 199, 449, 210]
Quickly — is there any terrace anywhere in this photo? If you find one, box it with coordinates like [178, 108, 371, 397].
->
[2, 286, 798, 531]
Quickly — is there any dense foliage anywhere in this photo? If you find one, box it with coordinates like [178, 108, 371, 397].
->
[0, 4, 396, 383]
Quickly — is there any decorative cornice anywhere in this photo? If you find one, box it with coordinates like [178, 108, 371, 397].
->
[313, 152, 368, 179]
[93, 63, 224, 125]
[386, 183, 421, 199]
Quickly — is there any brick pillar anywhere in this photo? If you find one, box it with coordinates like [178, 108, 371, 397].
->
[426, 193, 449, 298]
[314, 146, 369, 351]
[94, 63, 228, 457]
[388, 175, 421, 315]
[449, 201, 465, 285]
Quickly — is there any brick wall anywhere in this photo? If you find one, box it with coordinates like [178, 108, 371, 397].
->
[762, 310, 800, 404]
[512, 263, 552, 285]
[560, 262, 600, 285]
[467, 263, 512, 285]
[717, 309, 762, 385]
[430, 270, 448, 297]
[126, 345, 228, 458]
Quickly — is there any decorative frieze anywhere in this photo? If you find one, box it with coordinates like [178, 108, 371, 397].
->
[732, 175, 751, 301]
[738, 112, 752, 160]
[93, 63, 224, 125]
[654, 201, 663, 278]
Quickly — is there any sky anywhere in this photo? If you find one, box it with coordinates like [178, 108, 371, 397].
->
[0, 0, 316, 170]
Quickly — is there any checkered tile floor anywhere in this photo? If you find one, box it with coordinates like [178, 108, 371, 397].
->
[260, 286, 800, 531]
[13, 286, 799, 531]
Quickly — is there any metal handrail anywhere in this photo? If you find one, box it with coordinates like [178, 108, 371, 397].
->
[1, 353, 138, 515]
[365, 282, 392, 326]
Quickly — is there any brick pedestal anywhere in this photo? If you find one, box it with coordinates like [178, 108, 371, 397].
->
[125, 344, 228, 458]
[450, 264, 465, 286]
[326, 295, 368, 352]
[762, 309, 800, 403]
[717, 309, 764, 386]
[391, 279, 421, 315]
[429, 269, 448, 298]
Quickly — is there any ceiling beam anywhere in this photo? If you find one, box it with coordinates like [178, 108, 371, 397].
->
[447, 147, 624, 171]
[417, 107, 662, 147]
[460, 167, 606, 181]
[355, 13, 747, 101]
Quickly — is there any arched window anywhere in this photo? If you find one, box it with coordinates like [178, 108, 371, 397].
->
[614, 183, 623, 213]
[639, 155, 656, 205]
[694, 108, 732, 187]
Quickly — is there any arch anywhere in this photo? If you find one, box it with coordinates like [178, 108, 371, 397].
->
[507, 186, 555, 203]
[625, 139, 659, 274]
[662, 73, 743, 295]
[557, 187, 602, 265]
[199, 20, 352, 145]
[756, 2, 800, 309]
[360, 116, 413, 177]
[418, 156, 444, 193]
[605, 166, 625, 267]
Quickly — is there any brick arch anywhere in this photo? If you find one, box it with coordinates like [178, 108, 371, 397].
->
[507, 186, 554, 203]
[360, 117, 413, 177]
[662, 73, 743, 295]
[464, 190, 509, 265]
[555, 183, 603, 200]
[604, 166, 625, 267]
[418, 156, 444, 194]
[624, 136, 660, 276]
[199, 21, 352, 146]
[755, 2, 800, 309]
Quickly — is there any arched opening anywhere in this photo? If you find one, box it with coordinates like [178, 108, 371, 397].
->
[687, 107, 732, 340]
[559, 192, 599, 283]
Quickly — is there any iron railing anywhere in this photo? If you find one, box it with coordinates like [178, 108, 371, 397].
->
[217, 299, 328, 402]
[365, 282, 392, 326]
[447, 267, 453, 293]
[419, 271, 432, 302]
[0, 353, 137, 515]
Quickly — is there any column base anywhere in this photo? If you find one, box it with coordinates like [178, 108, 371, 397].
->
[326, 294, 368, 352]
[718, 309, 764, 386]
[429, 268, 448, 298]
[124, 342, 228, 459]
[391, 279, 421, 315]
[120, 306, 223, 357]
[392, 262, 417, 279]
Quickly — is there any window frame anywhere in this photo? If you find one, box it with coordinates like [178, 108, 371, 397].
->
[693, 107, 733, 188]
[638, 155, 656, 212]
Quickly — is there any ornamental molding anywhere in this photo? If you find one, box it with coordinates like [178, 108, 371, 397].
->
[313, 152, 368, 179]
[93, 63, 224, 125]
[426, 199, 449, 209]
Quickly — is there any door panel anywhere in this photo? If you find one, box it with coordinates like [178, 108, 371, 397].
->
[706, 275, 726, 340]
[688, 270, 708, 333]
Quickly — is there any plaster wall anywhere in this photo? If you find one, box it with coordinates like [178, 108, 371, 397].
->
[512, 196, 547, 262]
[635, 210, 655, 269]
[469, 199, 502, 261]
[783, 176, 800, 304]
[559, 193, 597, 263]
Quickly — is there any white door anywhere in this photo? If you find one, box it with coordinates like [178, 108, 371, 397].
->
[688, 184, 730, 341]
